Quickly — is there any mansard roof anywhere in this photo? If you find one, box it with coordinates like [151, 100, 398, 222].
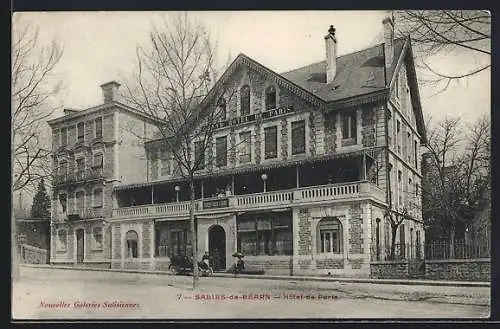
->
[281, 37, 406, 102]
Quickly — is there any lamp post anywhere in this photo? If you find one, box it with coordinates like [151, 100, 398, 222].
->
[174, 185, 180, 202]
[261, 173, 268, 193]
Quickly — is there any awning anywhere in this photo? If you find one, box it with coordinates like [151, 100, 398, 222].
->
[114, 147, 383, 191]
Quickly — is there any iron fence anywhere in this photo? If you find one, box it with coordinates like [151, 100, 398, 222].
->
[371, 243, 424, 261]
[424, 238, 490, 260]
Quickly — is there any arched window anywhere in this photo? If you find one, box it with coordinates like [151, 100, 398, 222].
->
[92, 227, 103, 250]
[265, 85, 277, 110]
[125, 230, 139, 258]
[57, 229, 67, 251]
[240, 85, 250, 116]
[317, 217, 342, 253]
[217, 97, 227, 120]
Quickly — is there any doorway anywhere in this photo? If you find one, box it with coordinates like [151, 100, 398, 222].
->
[208, 225, 226, 271]
[76, 229, 85, 264]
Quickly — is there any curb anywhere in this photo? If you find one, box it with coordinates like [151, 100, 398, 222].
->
[19, 264, 490, 288]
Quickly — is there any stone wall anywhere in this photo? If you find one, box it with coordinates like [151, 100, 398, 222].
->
[425, 259, 490, 282]
[323, 112, 337, 153]
[370, 261, 409, 279]
[244, 256, 292, 275]
[316, 258, 344, 269]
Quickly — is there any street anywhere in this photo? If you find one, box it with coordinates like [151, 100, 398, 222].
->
[12, 266, 490, 319]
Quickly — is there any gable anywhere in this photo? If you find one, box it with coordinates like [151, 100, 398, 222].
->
[389, 38, 427, 144]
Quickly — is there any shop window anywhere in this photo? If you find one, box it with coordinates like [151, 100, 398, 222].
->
[125, 230, 139, 258]
[237, 215, 292, 256]
[317, 217, 342, 253]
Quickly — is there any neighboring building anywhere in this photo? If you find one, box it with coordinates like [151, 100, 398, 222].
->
[48, 15, 427, 277]
[47, 82, 159, 267]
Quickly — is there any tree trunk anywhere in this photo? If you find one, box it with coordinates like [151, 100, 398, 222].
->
[449, 227, 455, 259]
[189, 179, 199, 290]
[390, 225, 398, 261]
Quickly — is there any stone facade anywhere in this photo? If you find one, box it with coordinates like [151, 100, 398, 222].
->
[425, 259, 490, 282]
[323, 112, 337, 153]
[370, 261, 409, 279]
[316, 258, 344, 269]
[348, 203, 363, 254]
[361, 106, 376, 147]
[297, 208, 312, 256]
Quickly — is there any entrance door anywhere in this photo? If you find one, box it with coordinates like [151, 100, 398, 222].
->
[76, 229, 84, 264]
[208, 225, 226, 271]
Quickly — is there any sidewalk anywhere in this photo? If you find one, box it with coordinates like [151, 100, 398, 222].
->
[19, 263, 490, 288]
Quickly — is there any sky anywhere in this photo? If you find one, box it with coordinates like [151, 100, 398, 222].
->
[12, 11, 491, 203]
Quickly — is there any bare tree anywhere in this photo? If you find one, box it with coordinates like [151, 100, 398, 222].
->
[421, 115, 490, 256]
[394, 10, 491, 92]
[12, 17, 64, 192]
[122, 13, 237, 289]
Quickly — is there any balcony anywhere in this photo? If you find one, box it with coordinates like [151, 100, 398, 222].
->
[112, 181, 386, 220]
[53, 167, 105, 186]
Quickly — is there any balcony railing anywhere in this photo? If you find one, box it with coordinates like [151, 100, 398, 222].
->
[56, 207, 104, 221]
[53, 167, 105, 185]
[112, 180, 386, 220]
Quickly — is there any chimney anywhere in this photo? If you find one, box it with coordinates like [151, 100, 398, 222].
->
[100, 81, 121, 104]
[64, 108, 78, 116]
[383, 11, 395, 69]
[324, 25, 337, 84]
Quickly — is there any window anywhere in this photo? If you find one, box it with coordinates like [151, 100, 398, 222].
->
[194, 141, 205, 170]
[77, 122, 85, 143]
[76, 158, 85, 180]
[237, 215, 293, 256]
[239, 131, 251, 164]
[240, 85, 250, 116]
[95, 117, 103, 139]
[59, 194, 67, 213]
[415, 230, 421, 258]
[341, 111, 357, 140]
[75, 191, 85, 216]
[93, 153, 103, 168]
[264, 126, 278, 159]
[291, 120, 306, 155]
[407, 132, 411, 162]
[149, 147, 158, 179]
[57, 229, 67, 251]
[125, 230, 139, 258]
[215, 136, 227, 167]
[217, 97, 226, 121]
[408, 178, 412, 194]
[396, 120, 401, 153]
[398, 169, 403, 206]
[60, 127, 67, 146]
[93, 188, 103, 208]
[415, 183, 419, 197]
[265, 85, 277, 110]
[59, 160, 68, 177]
[92, 227, 103, 250]
[318, 217, 343, 253]
[169, 230, 186, 258]
[159, 146, 171, 175]
[414, 140, 418, 169]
